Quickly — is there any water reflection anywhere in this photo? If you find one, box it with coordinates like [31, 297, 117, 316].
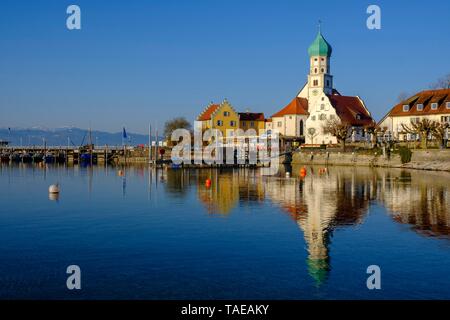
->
[174, 166, 450, 286]
[2, 162, 449, 289]
[265, 167, 373, 286]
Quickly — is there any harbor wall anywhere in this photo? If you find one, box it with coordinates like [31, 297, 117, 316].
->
[291, 149, 450, 172]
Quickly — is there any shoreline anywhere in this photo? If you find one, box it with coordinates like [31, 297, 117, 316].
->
[290, 149, 450, 172]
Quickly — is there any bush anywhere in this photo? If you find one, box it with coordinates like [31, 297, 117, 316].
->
[397, 146, 412, 164]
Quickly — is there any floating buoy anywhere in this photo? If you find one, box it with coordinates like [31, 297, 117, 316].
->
[49, 184, 60, 194]
[48, 193, 59, 201]
[205, 178, 212, 188]
[286, 172, 291, 178]
[300, 167, 307, 177]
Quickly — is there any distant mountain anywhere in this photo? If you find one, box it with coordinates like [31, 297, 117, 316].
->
[0, 127, 157, 146]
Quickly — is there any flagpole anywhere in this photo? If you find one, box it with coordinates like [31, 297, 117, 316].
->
[148, 123, 152, 164]
[155, 125, 158, 165]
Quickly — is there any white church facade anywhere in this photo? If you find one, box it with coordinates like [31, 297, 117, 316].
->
[271, 30, 375, 145]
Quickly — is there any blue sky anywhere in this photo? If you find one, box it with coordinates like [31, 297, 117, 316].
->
[1, 0, 449, 133]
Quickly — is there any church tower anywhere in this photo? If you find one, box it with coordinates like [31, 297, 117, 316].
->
[307, 28, 333, 99]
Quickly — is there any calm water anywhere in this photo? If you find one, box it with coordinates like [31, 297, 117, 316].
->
[0, 163, 449, 300]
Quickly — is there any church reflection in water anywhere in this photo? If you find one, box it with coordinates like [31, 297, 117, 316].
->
[162, 166, 450, 286]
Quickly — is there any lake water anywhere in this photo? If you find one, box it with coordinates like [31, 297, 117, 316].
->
[0, 164, 449, 300]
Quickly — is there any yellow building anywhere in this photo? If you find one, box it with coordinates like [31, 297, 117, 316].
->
[238, 112, 266, 133]
[196, 99, 239, 140]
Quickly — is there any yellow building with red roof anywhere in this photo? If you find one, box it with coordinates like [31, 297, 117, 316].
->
[195, 99, 239, 139]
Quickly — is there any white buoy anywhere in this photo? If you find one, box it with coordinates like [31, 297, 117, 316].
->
[49, 184, 60, 194]
[286, 172, 291, 178]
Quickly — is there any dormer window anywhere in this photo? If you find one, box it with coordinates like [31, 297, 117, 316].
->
[431, 103, 438, 110]
[403, 105, 410, 112]
[356, 114, 362, 120]
[417, 104, 423, 111]
[446, 102, 450, 109]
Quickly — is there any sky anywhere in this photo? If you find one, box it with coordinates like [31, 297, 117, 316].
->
[1, 0, 449, 134]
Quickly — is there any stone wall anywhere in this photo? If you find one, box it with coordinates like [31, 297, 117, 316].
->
[291, 149, 450, 171]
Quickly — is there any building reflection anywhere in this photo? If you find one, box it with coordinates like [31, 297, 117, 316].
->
[265, 167, 372, 286]
[376, 169, 450, 238]
[163, 165, 450, 285]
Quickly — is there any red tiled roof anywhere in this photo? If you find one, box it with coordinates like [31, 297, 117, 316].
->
[197, 104, 220, 121]
[272, 97, 309, 117]
[327, 95, 375, 126]
[387, 89, 450, 117]
[239, 112, 265, 121]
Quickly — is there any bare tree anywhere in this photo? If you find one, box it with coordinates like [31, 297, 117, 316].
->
[322, 119, 352, 150]
[366, 125, 387, 148]
[430, 73, 450, 89]
[307, 127, 319, 145]
[401, 119, 437, 149]
[431, 122, 450, 149]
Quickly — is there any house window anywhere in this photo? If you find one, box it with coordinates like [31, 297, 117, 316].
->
[223, 111, 230, 116]
[321, 58, 324, 61]
[320, 104, 325, 110]
[326, 80, 330, 87]
[217, 120, 223, 126]
[311, 115, 316, 121]
[319, 114, 327, 121]
[300, 120, 304, 136]
[403, 105, 410, 112]
[314, 68, 318, 73]
[277, 121, 282, 128]
[442, 116, 450, 123]
[411, 117, 420, 123]
[242, 121, 247, 127]
[356, 114, 361, 120]
[446, 102, 450, 109]
[250, 121, 255, 127]
[321, 68, 324, 73]
[416, 104, 423, 111]
[431, 103, 438, 110]
[230, 121, 235, 127]
[313, 80, 319, 86]
[329, 114, 335, 120]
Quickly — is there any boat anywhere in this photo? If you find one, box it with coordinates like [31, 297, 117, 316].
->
[32, 153, 44, 163]
[44, 153, 56, 163]
[1, 154, 10, 162]
[21, 153, 33, 163]
[10, 153, 21, 162]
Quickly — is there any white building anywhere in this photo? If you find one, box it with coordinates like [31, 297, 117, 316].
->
[271, 30, 375, 145]
[378, 89, 450, 141]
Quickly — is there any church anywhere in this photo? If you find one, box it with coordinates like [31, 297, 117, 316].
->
[271, 29, 375, 145]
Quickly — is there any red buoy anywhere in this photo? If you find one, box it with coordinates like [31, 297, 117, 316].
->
[205, 179, 212, 188]
[300, 167, 307, 178]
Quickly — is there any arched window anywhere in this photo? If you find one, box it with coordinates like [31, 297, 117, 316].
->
[300, 120, 304, 136]
[314, 68, 318, 74]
